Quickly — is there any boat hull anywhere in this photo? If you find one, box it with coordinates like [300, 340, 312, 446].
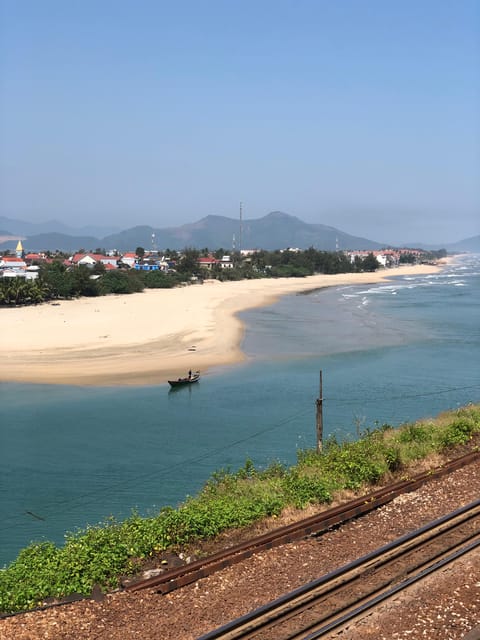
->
[168, 374, 200, 388]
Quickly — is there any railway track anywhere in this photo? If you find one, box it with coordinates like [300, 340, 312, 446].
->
[196, 499, 480, 640]
[2, 451, 477, 620]
[125, 451, 479, 595]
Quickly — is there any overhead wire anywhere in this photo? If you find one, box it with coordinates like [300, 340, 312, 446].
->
[1, 384, 477, 532]
[0, 405, 313, 532]
[326, 383, 480, 405]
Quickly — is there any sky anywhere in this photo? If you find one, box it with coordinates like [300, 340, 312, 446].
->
[0, 0, 479, 245]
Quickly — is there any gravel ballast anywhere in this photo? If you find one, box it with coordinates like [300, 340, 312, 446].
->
[1, 457, 479, 640]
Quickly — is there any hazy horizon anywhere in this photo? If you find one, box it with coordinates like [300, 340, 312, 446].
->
[1, 1, 479, 245]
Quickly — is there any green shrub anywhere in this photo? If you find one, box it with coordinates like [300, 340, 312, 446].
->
[157, 492, 284, 546]
[0, 542, 60, 612]
[440, 418, 475, 448]
[384, 446, 402, 472]
[282, 470, 332, 508]
[259, 460, 287, 480]
[142, 270, 179, 288]
[98, 271, 144, 294]
[296, 448, 323, 466]
[323, 437, 387, 490]
[398, 423, 432, 443]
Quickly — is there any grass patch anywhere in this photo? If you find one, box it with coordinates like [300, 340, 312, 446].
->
[1, 404, 479, 614]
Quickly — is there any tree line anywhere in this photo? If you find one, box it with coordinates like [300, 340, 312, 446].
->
[0, 247, 445, 306]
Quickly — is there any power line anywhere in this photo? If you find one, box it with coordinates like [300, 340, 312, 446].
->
[326, 383, 480, 406]
[2, 384, 478, 532]
[0, 406, 312, 532]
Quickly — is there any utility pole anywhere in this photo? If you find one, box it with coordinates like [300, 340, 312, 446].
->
[316, 370, 323, 453]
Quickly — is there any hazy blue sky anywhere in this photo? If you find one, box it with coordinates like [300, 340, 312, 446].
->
[1, 0, 479, 244]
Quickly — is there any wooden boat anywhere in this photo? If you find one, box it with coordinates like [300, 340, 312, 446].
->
[168, 371, 200, 388]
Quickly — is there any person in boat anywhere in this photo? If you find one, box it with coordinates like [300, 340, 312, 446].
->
[188, 370, 192, 379]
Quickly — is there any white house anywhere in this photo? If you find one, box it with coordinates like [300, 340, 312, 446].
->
[70, 253, 119, 268]
[0, 256, 27, 273]
[218, 255, 233, 269]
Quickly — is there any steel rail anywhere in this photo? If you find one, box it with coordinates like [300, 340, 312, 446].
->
[125, 450, 479, 594]
[1, 451, 477, 620]
[302, 539, 480, 640]
[284, 507, 480, 640]
[196, 499, 480, 640]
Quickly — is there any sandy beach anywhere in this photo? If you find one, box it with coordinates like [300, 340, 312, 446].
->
[1, 264, 445, 386]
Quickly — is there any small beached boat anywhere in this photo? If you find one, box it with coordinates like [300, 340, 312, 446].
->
[168, 371, 200, 388]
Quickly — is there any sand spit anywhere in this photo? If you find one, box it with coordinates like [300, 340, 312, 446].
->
[0, 264, 444, 386]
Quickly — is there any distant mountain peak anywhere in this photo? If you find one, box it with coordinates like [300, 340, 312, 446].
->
[264, 211, 299, 221]
[2, 211, 474, 253]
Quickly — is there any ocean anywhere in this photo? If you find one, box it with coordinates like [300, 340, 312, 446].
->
[1, 254, 479, 567]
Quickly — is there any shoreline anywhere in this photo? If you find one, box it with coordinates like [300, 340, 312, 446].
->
[0, 263, 446, 386]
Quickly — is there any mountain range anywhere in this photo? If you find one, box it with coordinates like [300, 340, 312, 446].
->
[0, 212, 478, 254]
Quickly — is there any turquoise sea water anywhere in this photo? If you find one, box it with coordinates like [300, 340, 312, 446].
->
[1, 254, 479, 567]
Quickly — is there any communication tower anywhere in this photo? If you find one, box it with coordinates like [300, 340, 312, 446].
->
[239, 202, 243, 253]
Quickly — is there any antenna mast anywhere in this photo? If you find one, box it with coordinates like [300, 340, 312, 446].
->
[239, 202, 243, 254]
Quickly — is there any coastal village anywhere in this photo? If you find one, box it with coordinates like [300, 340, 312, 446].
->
[0, 240, 430, 280]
